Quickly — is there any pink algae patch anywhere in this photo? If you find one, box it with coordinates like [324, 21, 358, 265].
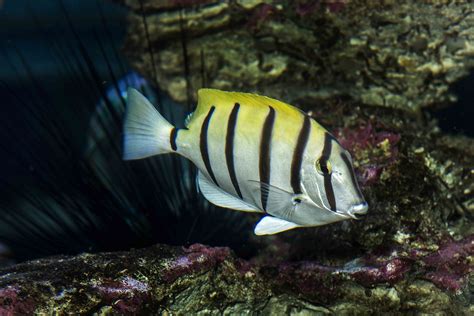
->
[0, 286, 36, 316]
[93, 277, 150, 314]
[348, 257, 411, 286]
[163, 244, 231, 283]
[334, 123, 400, 186]
[274, 235, 473, 295]
[421, 235, 474, 293]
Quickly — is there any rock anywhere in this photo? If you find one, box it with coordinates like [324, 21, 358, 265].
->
[0, 241, 472, 314]
[112, 0, 474, 112]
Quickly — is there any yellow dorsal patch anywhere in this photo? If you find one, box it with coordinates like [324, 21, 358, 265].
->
[192, 89, 304, 120]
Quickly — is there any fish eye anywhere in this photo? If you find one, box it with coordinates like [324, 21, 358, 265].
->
[316, 158, 332, 175]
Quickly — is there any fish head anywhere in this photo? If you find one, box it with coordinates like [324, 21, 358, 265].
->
[302, 135, 368, 225]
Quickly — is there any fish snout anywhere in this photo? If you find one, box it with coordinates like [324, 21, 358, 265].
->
[347, 202, 368, 219]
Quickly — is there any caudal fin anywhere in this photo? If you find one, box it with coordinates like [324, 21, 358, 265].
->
[123, 88, 175, 160]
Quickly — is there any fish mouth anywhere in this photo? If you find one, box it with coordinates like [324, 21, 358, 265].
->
[345, 202, 369, 219]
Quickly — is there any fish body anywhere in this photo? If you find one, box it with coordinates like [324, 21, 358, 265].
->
[123, 88, 368, 235]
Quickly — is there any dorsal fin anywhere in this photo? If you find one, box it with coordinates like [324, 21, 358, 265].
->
[184, 111, 194, 127]
[189, 89, 305, 124]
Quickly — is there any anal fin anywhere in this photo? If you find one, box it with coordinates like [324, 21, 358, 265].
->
[197, 172, 262, 212]
[254, 216, 300, 235]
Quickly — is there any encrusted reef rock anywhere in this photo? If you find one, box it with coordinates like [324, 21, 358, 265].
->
[0, 242, 472, 314]
[113, 0, 474, 112]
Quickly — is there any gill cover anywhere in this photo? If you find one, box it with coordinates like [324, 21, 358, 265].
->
[303, 133, 367, 221]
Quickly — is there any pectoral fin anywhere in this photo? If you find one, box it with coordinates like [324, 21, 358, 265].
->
[254, 216, 301, 235]
[197, 172, 262, 212]
[248, 180, 300, 217]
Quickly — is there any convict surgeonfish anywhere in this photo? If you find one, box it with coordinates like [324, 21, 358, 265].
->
[123, 88, 368, 235]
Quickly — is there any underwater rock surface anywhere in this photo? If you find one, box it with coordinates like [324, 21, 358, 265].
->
[0, 242, 472, 314]
[114, 0, 474, 112]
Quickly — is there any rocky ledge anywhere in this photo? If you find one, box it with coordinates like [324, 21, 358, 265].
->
[0, 240, 472, 314]
[113, 0, 474, 112]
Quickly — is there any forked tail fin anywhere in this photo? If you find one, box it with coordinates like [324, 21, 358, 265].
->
[123, 88, 175, 160]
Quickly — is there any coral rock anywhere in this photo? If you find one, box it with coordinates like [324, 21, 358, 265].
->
[113, 0, 474, 112]
[0, 241, 472, 314]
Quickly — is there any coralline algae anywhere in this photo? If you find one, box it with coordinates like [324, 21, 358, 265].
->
[334, 122, 401, 186]
[0, 240, 472, 314]
[163, 244, 231, 283]
[92, 277, 150, 314]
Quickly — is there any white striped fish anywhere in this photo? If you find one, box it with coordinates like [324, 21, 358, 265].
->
[123, 88, 368, 235]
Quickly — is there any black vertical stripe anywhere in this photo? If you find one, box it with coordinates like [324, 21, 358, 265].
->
[341, 153, 363, 200]
[200, 106, 218, 185]
[291, 115, 311, 194]
[259, 106, 276, 211]
[321, 132, 332, 158]
[321, 133, 337, 211]
[170, 127, 179, 151]
[225, 103, 242, 198]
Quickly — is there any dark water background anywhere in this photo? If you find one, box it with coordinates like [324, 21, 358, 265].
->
[0, 0, 472, 262]
[0, 0, 128, 182]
